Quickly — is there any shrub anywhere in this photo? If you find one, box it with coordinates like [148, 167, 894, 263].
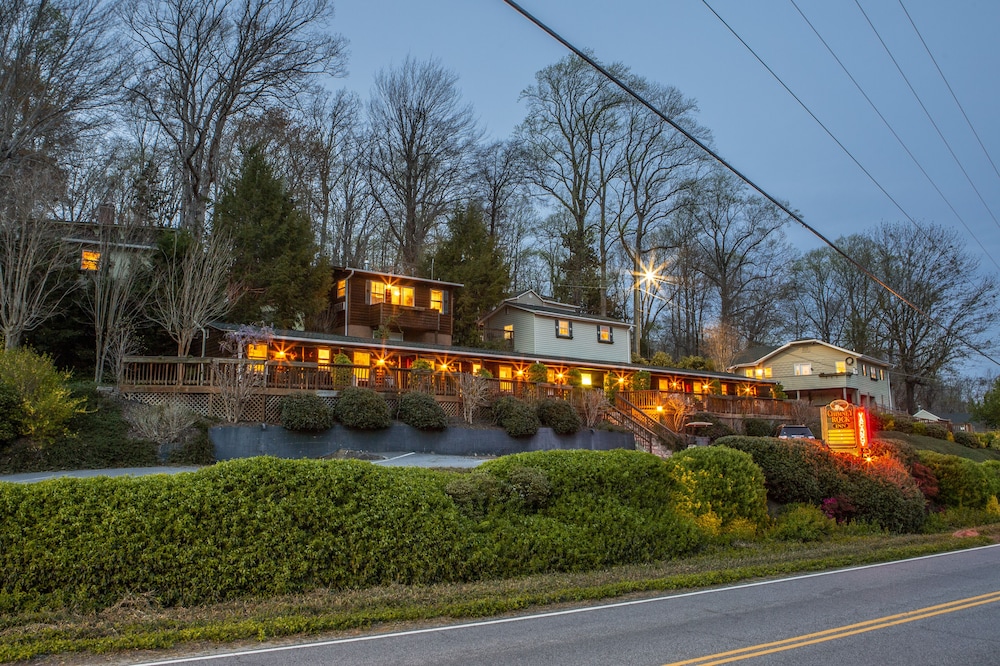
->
[924, 423, 948, 440]
[411, 359, 433, 372]
[525, 362, 548, 383]
[953, 430, 982, 449]
[665, 446, 769, 530]
[491, 396, 540, 438]
[833, 455, 925, 533]
[332, 353, 352, 388]
[772, 504, 835, 542]
[912, 421, 927, 436]
[566, 368, 583, 387]
[919, 451, 995, 508]
[124, 401, 198, 443]
[165, 424, 216, 465]
[0, 382, 23, 443]
[689, 412, 734, 441]
[535, 398, 581, 435]
[334, 387, 391, 429]
[716, 436, 838, 505]
[397, 391, 448, 430]
[742, 418, 773, 437]
[280, 393, 335, 432]
[631, 370, 651, 390]
[0, 347, 86, 443]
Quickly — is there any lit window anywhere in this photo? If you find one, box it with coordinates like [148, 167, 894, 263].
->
[430, 289, 447, 313]
[387, 285, 414, 307]
[370, 281, 386, 304]
[247, 343, 268, 360]
[793, 363, 812, 376]
[353, 351, 370, 366]
[870, 365, 877, 379]
[754, 368, 763, 378]
[879, 368, 885, 381]
[472, 363, 481, 375]
[503, 324, 514, 340]
[336, 280, 346, 299]
[658, 377, 671, 391]
[81, 250, 100, 271]
[498, 366, 512, 380]
[764, 367, 772, 378]
[744, 369, 754, 378]
[317, 348, 331, 366]
[580, 372, 592, 387]
[597, 325, 613, 344]
[556, 319, 572, 339]
[835, 361, 846, 373]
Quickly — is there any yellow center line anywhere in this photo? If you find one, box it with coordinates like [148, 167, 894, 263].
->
[663, 590, 1000, 666]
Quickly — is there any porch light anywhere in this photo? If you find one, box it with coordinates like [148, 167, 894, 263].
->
[516, 369, 524, 377]
[656, 405, 664, 412]
[376, 358, 385, 366]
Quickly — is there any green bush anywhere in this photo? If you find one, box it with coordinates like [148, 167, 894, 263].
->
[525, 362, 548, 383]
[397, 391, 448, 430]
[924, 423, 949, 440]
[334, 387, 391, 430]
[491, 396, 540, 438]
[280, 393, 335, 432]
[0, 382, 23, 443]
[0, 453, 705, 613]
[771, 504, 836, 542]
[535, 398, 581, 435]
[833, 455, 926, 533]
[165, 425, 216, 466]
[716, 436, 838, 505]
[918, 451, 995, 509]
[631, 370, 651, 390]
[689, 412, 734, 441]
[0, 347, 86, 443]
[332, 353, 352, 388]
[742, 418, 774, 437]
[665, 446, 769, 530]
[953, 431, 982, 449]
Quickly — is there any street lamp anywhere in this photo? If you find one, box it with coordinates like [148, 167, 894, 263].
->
[632, 256, 669, 359]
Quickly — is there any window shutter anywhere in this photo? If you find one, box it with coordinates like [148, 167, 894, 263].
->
[365, 280, 372, 305]
[609, 327, 613, 343]
[568, 321, 573, 338]
[443, 290, 449, 314]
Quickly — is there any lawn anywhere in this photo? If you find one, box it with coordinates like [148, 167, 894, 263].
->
[877, 431, 1000, 462]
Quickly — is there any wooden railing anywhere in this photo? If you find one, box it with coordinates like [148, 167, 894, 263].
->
[621, 390, 800, 419]
[613, 393, 684, 452]
[479, 327, 515, 351]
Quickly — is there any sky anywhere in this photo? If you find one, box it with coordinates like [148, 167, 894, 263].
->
[326, 0, 1000, 372]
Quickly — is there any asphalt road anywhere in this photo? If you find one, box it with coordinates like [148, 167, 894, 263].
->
[127, 543, 1000, 666]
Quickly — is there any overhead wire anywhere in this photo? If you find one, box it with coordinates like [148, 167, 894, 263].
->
[788, 0, 1000, 273]
[853, 0, 1000, 233]
[897, 0, 1000, 187]
[500, 0, 1000, 368]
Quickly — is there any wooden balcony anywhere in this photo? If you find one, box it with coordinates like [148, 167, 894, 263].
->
[367, 302, 443, 333]
[479, 327, 515, 351]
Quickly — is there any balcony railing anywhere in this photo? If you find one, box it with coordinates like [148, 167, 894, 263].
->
[479, 327, 515, 351]
[367, 302, 442, 332]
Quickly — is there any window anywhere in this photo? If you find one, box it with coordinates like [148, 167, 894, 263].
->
[472, 363, 481, 375]
[580, 372, 592, 387]
[503, 324, 514, 340]
[336, 280, 346, 299]
[744, 369, 754, 378]
[879, 368, 885, 381]
[369, 281, 386, 304]
[80, 250, 100, 271]
[498, 366, 513, 380]
[597, 325, 613, 344]
[317, 348, 331, 366]
[556, 319, 573, 339]
[430, 289, 448, 313]
[369, 282, 414, 306]
[764, 367, 773, 378]
[870, 365, 877, 379]
[754, 368, 764, 379]
[793, 363, 812, 376]
[835, 361, 846, 374]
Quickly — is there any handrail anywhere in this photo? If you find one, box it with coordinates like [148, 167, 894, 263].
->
[613, 393, 683, 452]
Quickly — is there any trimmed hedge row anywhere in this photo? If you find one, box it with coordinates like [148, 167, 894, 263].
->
[715, 436, 926, 533]
[0, 451, 720, 614]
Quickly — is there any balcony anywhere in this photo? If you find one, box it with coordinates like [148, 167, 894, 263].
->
[479, 327, 515, 351]
[367, 302, 442, 333]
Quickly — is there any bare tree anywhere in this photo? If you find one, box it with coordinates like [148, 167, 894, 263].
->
[366, 56, 480, 271]
[148, 231, 240, 356]
[0, 0, 125, 177]
[457, 372, 490, 425]
[787, 246, 847, 343]
[124, 0, 346, 234]
[0, 168, 75, 349]
[214, 324, 272, 423]
[702, 322, 742, 373]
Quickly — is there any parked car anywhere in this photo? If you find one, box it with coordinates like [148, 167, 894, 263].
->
[776, 424, 816, 439]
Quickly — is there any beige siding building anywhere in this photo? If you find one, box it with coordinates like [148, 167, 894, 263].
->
[730, 339, 892, 410]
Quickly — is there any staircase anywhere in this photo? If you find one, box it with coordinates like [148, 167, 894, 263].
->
[608, 393, 684, 458]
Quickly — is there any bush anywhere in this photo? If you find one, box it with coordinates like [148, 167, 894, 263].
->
[525, 362, 548, 383]
[0, 347, 86, 443]
[631, 370, 651, 390]
[924, 423, 949, 440]
[397, 391, 448, 430]
[0, 453, 705, 613]
[124, 401, 198, 443]
[165, 423, 216, 465]
[535, 398, 581, 435]
[716, 436, 838, 505]
[742, 418, 774, 437]
[280, 393, 335, 432]
[771, 504, 835, 542]
[665, 446, 769, 531]
[918, 451, 995, 509]
[491, 396, 540, 438]
[953, 430, 982, 449]
[833, 455, 926, 533]
[334, 387, 391, 429]
[0, 382, 23, 443]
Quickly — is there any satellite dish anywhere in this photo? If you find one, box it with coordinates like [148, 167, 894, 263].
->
[845, 357, 854, 365]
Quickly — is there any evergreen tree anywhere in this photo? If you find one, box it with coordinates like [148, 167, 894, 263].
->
[971, 376, 1000, 429]
[553, 226, 602, 313]
[214, 146, 331, 328]
[425, 203, 509, 347]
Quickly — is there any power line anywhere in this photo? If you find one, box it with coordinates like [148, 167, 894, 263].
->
[500, 0, 1000, 369]
[853, 0, 1000, 232]
[897, 0, 1000, 188]
[787, 0, 1000, 273]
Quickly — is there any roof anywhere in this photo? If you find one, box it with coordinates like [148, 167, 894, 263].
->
[729, 338, 890, 370]
[333, 266, 463, 289]
[912, 409, 943, 421]
[210, 322, 748, 382]
[479, 295, 633, 329]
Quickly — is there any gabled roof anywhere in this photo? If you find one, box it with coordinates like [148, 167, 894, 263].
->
[332, 266, 463, 289]
[479, 291, 633, 328]
[729, 338, 890, 370]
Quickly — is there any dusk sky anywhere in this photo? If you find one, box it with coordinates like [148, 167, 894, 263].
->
[330, 0, 1000, 372]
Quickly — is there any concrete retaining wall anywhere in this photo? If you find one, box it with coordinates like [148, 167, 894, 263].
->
[209, 423, 635, 461]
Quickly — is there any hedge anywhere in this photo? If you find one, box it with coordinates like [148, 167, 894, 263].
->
[280, 393, 335, 432]
[334, 387, 391, 429]
[665, 446, 769, 532]
[397, 391, 449, 430]
[0, 451, 707, 614]
[535, 398, 582, 435]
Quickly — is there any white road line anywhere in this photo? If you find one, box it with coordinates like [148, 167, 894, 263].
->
[373, 452, 417, 464]
[131, 542, 1000, 665]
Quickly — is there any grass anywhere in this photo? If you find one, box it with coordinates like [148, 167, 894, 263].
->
[2, 527, 998, 664]
[878, 431, 1000, 462]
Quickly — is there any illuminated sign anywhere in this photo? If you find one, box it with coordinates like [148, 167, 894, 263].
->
[820, 399, 870, 455]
